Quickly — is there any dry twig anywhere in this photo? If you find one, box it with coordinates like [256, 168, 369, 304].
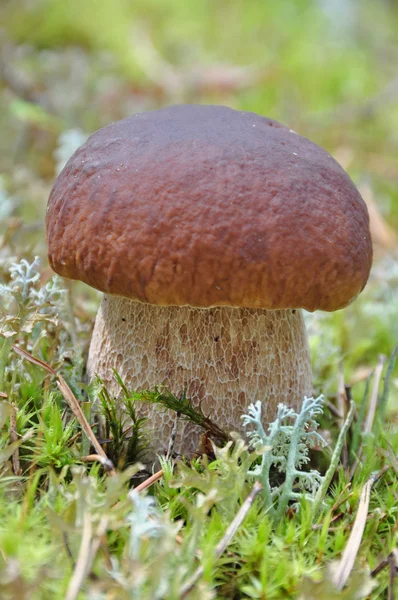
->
[65, 512, 109, 600]
[371, 549, 398, 600]
[81, 454, 114, 471]
[134, 469, 164, 493]
[389, 550, 398, 600]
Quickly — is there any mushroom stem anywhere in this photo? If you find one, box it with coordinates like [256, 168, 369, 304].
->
[87, 295, 312, 457]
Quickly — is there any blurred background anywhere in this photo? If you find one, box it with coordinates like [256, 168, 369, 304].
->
[0, 0, 397, 402]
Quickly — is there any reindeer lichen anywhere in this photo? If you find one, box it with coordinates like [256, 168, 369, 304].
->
[242, 395, 327, 520]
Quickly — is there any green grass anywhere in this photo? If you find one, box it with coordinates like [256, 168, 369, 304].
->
[0, 1, 398, 597]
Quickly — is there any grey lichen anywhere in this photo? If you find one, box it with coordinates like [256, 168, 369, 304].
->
[242, 395, 327, 520]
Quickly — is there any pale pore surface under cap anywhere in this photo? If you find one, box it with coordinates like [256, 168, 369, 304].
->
[87, 296, 312, 458]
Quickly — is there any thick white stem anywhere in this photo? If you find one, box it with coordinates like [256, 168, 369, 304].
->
[87, 296, 312, 458]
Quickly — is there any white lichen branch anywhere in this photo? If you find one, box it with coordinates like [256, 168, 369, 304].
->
[242, 395, 327, 520]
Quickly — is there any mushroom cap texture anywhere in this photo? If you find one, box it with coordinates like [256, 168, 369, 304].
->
[46, 104, 372, 311]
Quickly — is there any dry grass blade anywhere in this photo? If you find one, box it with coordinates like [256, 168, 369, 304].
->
[337, 361, 349, 468]
[12, 343, 115, 474]
[134, 469, 164, 492]
[64, 512, 109, 600]
[337, 361, 347, 423]
[363, 354, 386, 435]
[350, 355, 386, 479]
[380, 344, 398, 419]
[325, 399, 343, 420]
[332, 468, 388, 590]
[180, 481, 262, 598]
[110, 468, 165, 514]
[10, 402, 21, 475]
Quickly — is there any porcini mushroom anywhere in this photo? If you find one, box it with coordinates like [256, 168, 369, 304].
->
[46, 104, 372, 456]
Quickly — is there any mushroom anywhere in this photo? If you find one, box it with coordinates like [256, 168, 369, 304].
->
[46, 104, 372, 456]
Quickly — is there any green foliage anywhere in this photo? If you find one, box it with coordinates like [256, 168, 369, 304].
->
[132, 386, 230, 445]
[173, 438, 252, 522]
[27, 395, 77, 469]
[0, 256, 396, 597]
[93, 372, 150, 468]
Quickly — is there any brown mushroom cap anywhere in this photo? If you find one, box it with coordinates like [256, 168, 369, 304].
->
[46, 104, 372, 311]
